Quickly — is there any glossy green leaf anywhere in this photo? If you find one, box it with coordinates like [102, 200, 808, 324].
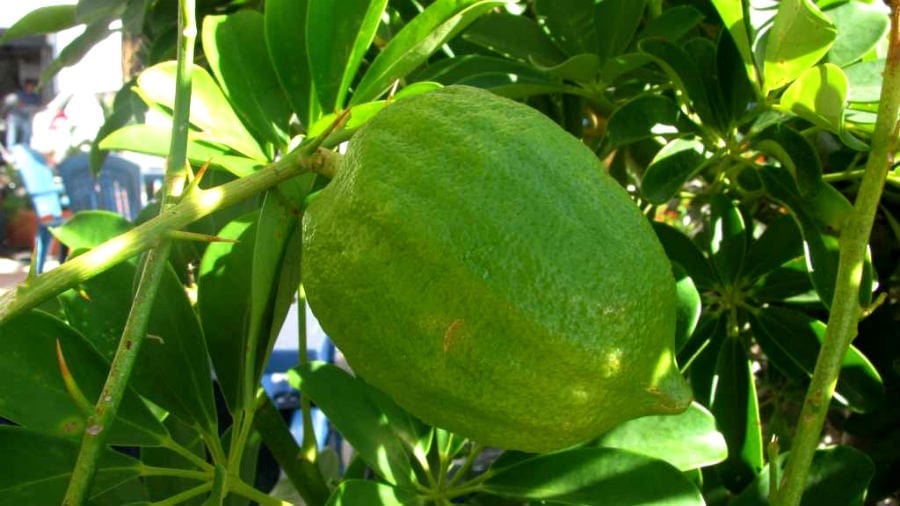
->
[265, 0, 316, 127]
[607, 94, 695, 146]
[750, 307, 883, 413]
[416, 54, 553, 86]
[202, 12, 291, 149]
[325, 480, 422, 506]
[682, 315, 727, 405]
[779, 63, 848, 136]
[674, 264, 702, 352]
[594, 0, 647, 64]
[351, 0, 503, 105]
[308, 0, 387, 111]
[711, 336, 763, 492]
[709, 0, 758, 84]
[642, 137, 710, 204]
[639, 5, 705, 42]
[0, 310, 167, 446]
[534, 0, 598, 55]
[718, 25, 759, 125]
[462, 12, 566, 67]
[40, 20, 112, 86]
[824, 1, 889, 67]
[483, 447, 704, 505]
[685, 37, 729, 131]
[751, 258, 818, 304]
[639, 38, 719, 131]
[56, 215, 217, 433]
[247, 189, 306, 390]
[197, 212, 257, 413]
[533, 53, 600, 83]
[75, 0, 126, 24]
[651, 222, 717, 289]
[763, 0, 836, 93]
[51, 210, 132, 251]
[710, 194, 747, 285]
[0, 426, 141, 506]
[0, 5, 78, 42]
[595, 402, 727, 471]
[598, 52, 653, 83]
[844, 59, 884, 103]
[288, 362, 427, 487]
[742, 213, 804, 281]
[136, 62, 266, 160]
[732, 446, 874, 506]
[752, 123, 823, 197]
[100, 124, 261, 177]
[759, 165, 873, 308]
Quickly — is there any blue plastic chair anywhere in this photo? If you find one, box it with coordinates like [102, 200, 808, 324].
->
[8, 144, 66, 273]
[56, 153, 99, 213]
[97, 156, 142, 221]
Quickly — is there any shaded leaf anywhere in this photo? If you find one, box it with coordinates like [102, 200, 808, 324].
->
[651, 221, 717, 289]
[141, 416, 207, 505]
[351, 0, 503, 105]
[752, 123, 822, 198]
[710, 194, 747, 286]
[0, 5, 78, 42]
[288, 362, 427, 487]
[0, 310, 167, 446]
[709, 0, 758, 85]
[325, 480, 422, 506]
[40, 20, 112, 86]
[607, 94, 695, 146]
[742, 213, 804, 281]
[534, 53, 600, 83]
[595, 402, 727, 471]
[483, 447, 704, 505]
[534, 0, 598, 55]
[197, 212, 258, 413]
[681, 315, 727, 406]
[265, 0, 316, 127]
[639, 38, 720, 132]
[718, 25, 758, 125]
[594, 0, 647, 64]
[0, 426, 141, 505]
[462, 12, 566, 67]
[639, 6, 705, 42]
[76, 0, 126, 24]
[763, 0, 836, 93]
[307, 0, 388, 111]
[711, 337, 763, 492]
[642, 137, 710, 204]
[749, 307, 883, 413]
[824, 1, 889, 67]
[733, 446, 874, 506]
[202, 12, 291, 149]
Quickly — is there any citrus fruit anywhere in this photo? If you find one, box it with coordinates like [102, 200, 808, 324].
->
[302, 85, 692, 452]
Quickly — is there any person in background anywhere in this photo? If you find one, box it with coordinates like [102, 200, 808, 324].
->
[3, 79, 42, 148]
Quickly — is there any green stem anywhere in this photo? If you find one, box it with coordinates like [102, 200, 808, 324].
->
[159, 435, 214, 471]
[62, 243, 175, 505]
[297, 288, 319, 464]
[253, 395, 330, 506]
[822, 169, 866, 183]
[0, 146, 335, 325]
[140, 464, 209, 481]
[228, 476, 291, 506]
[773, 4, 900, 505]
[448, 443, 484, 487]
[61, 3, 197, 502]
[151, 482, 213, 506]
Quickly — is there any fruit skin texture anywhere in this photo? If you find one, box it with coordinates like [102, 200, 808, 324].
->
[302, 85, 692, 453]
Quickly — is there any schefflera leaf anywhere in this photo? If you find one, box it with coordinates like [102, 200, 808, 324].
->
[594, 402, 727, 471]
[482, 447, 704, 505]
[0, 310, 167, 447]
[0, 426, 141, 506]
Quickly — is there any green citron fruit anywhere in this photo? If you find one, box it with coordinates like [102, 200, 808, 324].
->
[302, 85, 692, 452]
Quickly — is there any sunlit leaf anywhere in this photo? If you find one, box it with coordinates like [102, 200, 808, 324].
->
[824, 1, 889, 67]
[709, 0, 758, 84]
[763, 0, 836, 93]
[0, 5, 78, 42]
[779, 63, 847, 135]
